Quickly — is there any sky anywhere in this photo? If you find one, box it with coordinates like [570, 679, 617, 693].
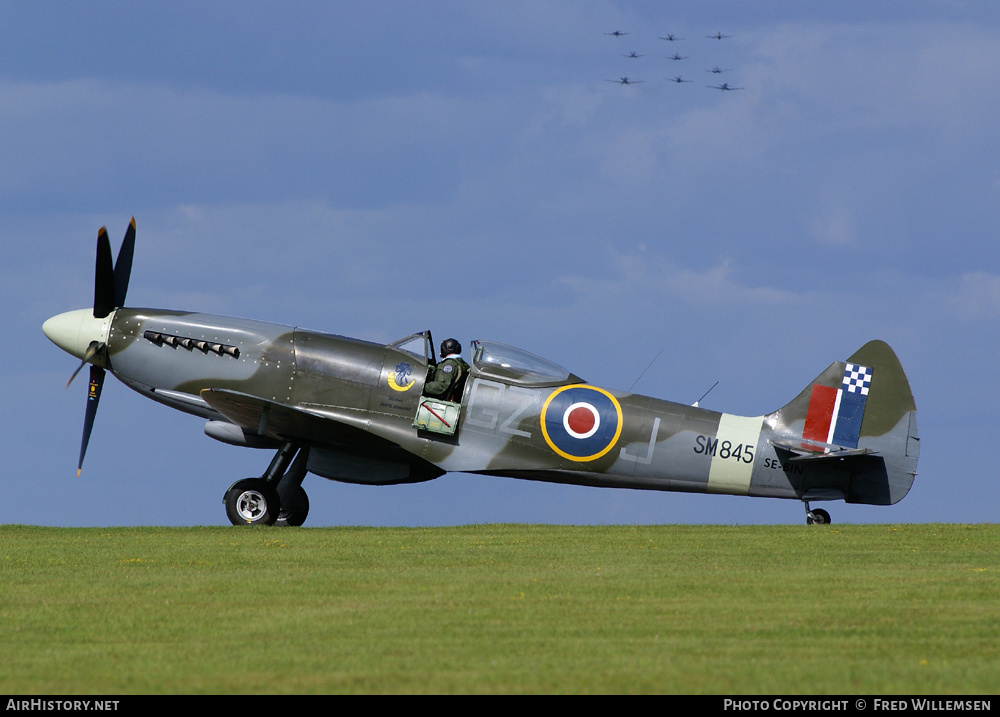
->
[3, 1, 999, 527]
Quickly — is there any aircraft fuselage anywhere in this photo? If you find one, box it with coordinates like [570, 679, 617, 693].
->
[94, 308, 916, 508]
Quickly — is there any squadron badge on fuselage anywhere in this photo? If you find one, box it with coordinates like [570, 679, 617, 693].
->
[388, 362, 415, 391]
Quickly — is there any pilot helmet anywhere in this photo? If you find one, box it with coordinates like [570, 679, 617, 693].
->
[440, 338, 461, 358]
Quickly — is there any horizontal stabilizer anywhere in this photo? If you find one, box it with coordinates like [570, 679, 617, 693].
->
[770, 437, 877, 462]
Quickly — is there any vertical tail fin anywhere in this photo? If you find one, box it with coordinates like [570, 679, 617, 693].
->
[801, 361, 873, 450]
[769, 340, 918, 505]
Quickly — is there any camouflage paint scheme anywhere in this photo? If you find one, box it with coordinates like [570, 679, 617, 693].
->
[65, 304, 917, 524]
[42, 223, 917, 525]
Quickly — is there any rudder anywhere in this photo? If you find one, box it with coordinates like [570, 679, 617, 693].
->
[768, 340, 918, 506]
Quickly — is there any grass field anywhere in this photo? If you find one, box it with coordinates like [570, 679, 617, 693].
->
[1, 523, 996, 694]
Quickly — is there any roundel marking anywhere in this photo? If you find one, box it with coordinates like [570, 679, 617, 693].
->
[564, 402, 600, 439]
[541, 385, 623, 462]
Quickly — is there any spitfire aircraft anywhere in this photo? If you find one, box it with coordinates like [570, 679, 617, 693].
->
[607, 77, 643, 85]
[668, 76, 692, 84]
[667, 53, 688, 61]
[44, 220, 919, 526]
[709, 83, 743, 91]
[658, 34, 684, 42]
[707, 32, 733, 40]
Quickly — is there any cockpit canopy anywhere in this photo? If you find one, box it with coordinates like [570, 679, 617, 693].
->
[388, 333, 582, 387]
[471, 340, 581, 386]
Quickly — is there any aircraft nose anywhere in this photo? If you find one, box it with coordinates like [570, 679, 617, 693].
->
[42, 309, 113, 360]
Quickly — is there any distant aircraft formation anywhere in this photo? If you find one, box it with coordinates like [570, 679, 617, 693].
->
[604, 27, 744, 93]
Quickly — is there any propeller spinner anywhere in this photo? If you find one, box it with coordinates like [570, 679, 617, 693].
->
[42, 218, 136, 475]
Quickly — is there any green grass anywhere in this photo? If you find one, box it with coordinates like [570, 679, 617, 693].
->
[1, 523, 996, 694]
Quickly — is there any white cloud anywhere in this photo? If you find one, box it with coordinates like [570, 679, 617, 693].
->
[557, 252, 796, 310]
[946, 271, 1000, 319]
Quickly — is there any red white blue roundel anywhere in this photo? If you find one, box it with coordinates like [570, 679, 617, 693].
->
[541, 385, 623, 462]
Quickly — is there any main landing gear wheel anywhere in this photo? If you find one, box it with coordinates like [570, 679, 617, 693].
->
[225, 478, 281, 526]
[806, 508, 832, 525]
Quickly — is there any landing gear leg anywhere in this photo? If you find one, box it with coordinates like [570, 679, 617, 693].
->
[804, 501, 832, 525]
[275, 447, 310, 527]
[224, 441, 300, 526]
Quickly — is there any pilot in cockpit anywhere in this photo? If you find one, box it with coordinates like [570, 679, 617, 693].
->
[423, 338, 470, 403]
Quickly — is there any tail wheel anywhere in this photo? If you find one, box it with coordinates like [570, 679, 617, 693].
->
[225, 478, 281, 526]
[806, 508, 832, 525]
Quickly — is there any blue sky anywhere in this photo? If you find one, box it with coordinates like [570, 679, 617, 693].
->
[4, 1, 998, 527]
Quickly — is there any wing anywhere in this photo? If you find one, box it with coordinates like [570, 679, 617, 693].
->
[201, 388, 444, 484]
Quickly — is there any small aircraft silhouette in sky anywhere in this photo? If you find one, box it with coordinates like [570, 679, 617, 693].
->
[668, 76, 692, 83]
[658, 34, 684, 41]
[607, 77, 644, 85]
[44, 221, 919, 527]
[708, 83, 743, 91]
[707, 32, 733, 40]
[707, 66, 729, 74]
[605, 30, 628, 37]
[667, 53, 688, 61]
[622, 51, 644, 58]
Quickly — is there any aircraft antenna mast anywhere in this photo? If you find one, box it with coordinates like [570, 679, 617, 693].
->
[628, 349, 664, 392]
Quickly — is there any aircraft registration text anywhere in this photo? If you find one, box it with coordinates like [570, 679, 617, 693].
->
[693, 434, 755, 463]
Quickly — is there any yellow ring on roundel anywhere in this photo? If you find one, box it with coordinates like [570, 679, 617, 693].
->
[540, 384, 623, 462]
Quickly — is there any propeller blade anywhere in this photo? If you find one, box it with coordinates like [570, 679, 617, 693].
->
[64, 341, 104, 389]
[113, 217, 136, 308]
[77, 365, 106, 476]
[94, 228, 116, 318]
[73, 218, 135, 474]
